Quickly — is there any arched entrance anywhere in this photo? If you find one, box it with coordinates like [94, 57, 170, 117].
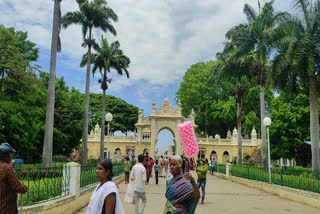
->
[211, 150, 217, 160]
[135, 97, 197, 158]
[198, 148, 206, 159]
[223, 151, 230, 163]
[156, 128, 175, 157]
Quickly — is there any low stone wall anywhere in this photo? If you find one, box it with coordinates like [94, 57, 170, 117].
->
[19, 175, 125, 214]
[215, 173, 320, 210]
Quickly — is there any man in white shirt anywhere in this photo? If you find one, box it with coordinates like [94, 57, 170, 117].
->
[130, 154, 147, 214]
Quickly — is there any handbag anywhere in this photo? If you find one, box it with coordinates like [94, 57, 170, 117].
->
[124, 181, 135, 204]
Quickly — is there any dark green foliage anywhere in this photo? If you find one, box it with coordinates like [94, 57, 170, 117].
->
[87, 93, 138, 134]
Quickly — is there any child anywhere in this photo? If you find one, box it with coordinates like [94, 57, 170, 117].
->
[154, 160, 160, 184]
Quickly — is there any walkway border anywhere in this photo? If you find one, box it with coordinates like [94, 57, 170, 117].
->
[215, 173, 320, 210]
[19, 175, 124, 214]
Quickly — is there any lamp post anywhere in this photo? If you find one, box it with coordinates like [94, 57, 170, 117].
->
[105, 113, 113, 159]
[263, 117, 272, 183]
[215, 134, 219, 172]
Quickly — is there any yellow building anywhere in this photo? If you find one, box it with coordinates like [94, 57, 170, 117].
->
[86, 98, 261, 164]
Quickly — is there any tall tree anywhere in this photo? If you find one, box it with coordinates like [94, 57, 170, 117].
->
[62, 0, 118, 165]
[226, 0, 289, 168]
[214, 44, 253, 165]
[82, 37, 130, 160]
[272, 0, 320, 171]
[42, 0, 62, 168]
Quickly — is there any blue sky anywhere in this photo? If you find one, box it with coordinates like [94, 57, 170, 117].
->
[0, 0, 291, 152]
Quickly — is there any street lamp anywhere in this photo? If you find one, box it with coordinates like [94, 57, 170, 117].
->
[215, 134, 219, 172]
[263, 117, 272, 183]
[105, 113, 113, 159]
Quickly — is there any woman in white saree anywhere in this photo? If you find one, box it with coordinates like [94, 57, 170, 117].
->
[86, 159, 124, 214]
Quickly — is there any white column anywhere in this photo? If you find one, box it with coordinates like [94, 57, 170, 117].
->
[63, 162, 81, 197]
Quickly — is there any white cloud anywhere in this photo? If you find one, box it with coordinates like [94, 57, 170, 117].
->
[0, 0, 292, 93]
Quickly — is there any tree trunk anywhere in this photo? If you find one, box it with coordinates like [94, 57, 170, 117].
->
[260, 85, 267, 169]
[81, 29, 92, 166]
[309, 76, 320, 172]
[237, 99, 243, 165]
[100, 88, 106, 160]
[42, 0, 60, 168]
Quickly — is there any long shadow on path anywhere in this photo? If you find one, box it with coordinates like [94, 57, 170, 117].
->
[75, 172, 320, 214]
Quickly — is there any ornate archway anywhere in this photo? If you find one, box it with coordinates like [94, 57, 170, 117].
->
[135, 97, 196, 158]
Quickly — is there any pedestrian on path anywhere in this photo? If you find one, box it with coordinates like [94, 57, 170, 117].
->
[86, 159, 124, 214]
[131, 154, 147, 214]
[209, 157, 216, 175]
[196, 158, 209, 204]
[165, 155, 200, 214]
[159, 156, 164, 177]
[124, 157, 130, 184]
[143, 156, 150, 184]
[0, 142, 28, 214]
[154, 160, 159, 184]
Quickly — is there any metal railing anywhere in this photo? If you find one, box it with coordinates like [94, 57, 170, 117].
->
[80, 163, 125, 189]
[227, 165, 320, 194]
[16, 166, 70, 206]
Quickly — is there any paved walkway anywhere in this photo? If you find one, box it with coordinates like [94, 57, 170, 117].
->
[75, 172, 319, 214]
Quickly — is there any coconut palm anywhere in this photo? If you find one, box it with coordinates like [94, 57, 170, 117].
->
[214, 43, 253, 165]
[272, 0, 320, 171]
[62, 0, 117, 165]
[42, 0, 62, 168]
[226, 0, 289, 168]
[81, 37, 130, 160]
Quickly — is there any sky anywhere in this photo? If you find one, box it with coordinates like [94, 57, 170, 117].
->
[0, 0, 292, 152]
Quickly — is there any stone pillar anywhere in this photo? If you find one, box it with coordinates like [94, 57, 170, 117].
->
[226, 164, 230, 176]
[63, 162, 80, 197]
[251, 128, 257, 144]
[150, 119, 156, 158]
[280, 158, 283, 166]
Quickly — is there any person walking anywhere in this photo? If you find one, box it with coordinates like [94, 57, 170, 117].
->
[209, 157, 216, 175]
[124, 157, 130, 184]
[86, 159, 124, 214]
[149, 157, 154, 178]
[154, 160, 160, 184]
[0, 143, 28, 214]
[143, 156, 150, 184]
[163, 157, 169, 177]
[196, 158, 209, 204]
[131, 155, 147, 214]
[159, 156, 164, 177]
[165, 155, 200, 214]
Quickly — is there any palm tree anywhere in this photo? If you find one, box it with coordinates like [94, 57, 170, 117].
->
[42, 0, 62, 168]
[62, 0, 117, 166]
[272, 0, 320, 171]
[82, 37, 130, 160]
[214, 44, 253, 165]
[226, 0, 289, 169]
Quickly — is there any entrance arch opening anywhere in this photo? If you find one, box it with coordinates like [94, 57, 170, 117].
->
[223, 151, 230, 163]
[211, 150, 217, 160]
[155, 129, 175, 158]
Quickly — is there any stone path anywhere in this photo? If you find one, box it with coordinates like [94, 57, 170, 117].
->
[75, 172, 320, 214]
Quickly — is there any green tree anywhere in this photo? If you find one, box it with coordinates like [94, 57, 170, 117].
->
[214, 44, 254, 165]
[87, 93, 138, 135]
[226, 0, 289, 168]
[62, 0, 118, 165]
[269, 87, 310, 159]
[272, 0, 320, 171]
[82, 37, 130, 159]
[42, 0, 63, 168]
[0, 25, 39, 91]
